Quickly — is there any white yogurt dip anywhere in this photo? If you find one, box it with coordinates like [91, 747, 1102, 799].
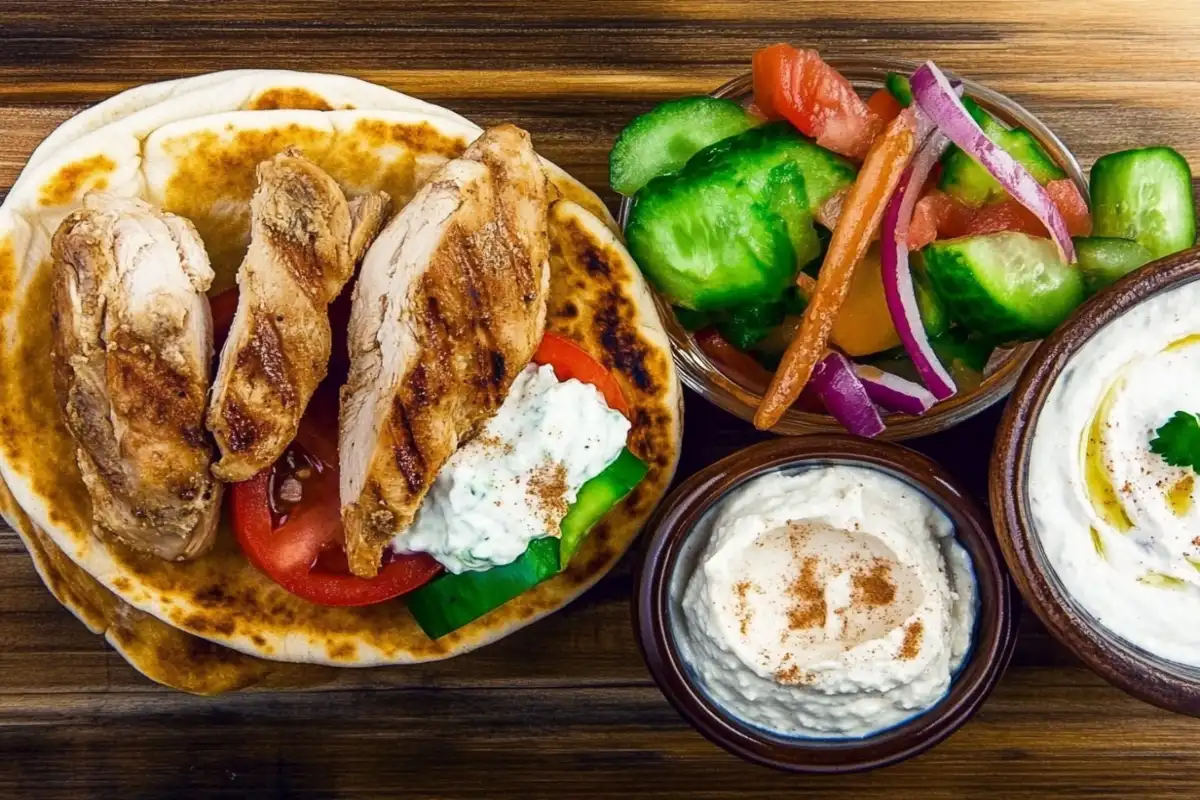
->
[394, 363, 630, 573]
[674, 465, 977, 739]
[1029, 277, 1200, 666]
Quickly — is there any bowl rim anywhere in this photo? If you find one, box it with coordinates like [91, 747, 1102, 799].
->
[990, 246, 1200, 715]
[615, 56, 1084, 441]
[632, 434, 1017, 773]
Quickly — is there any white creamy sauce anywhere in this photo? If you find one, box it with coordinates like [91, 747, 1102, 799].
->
[674, 466, 977, 739]
[393, 363, 630, 573]
[1029, 277, 1200, 666]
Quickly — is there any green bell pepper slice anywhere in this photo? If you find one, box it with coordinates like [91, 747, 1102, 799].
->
[405, 448, 648, 640]
[559, 448, 649, 566]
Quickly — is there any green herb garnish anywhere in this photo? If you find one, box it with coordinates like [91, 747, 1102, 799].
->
[1149, 411, 1200, 472]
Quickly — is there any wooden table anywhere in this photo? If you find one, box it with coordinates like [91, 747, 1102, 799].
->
[1, 2, 1197, 797]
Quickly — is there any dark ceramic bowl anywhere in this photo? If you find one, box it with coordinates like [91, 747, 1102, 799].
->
[991, 247, 1200, 715]
[633, 436, 1016, 773]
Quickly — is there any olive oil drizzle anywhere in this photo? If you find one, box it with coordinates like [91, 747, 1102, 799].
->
[1082, 376, 1134, 533]
[1167, 473, 1195, 517]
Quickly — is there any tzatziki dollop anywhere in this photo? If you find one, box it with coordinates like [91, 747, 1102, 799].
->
[394, 363, 630, 573]
[674, 465, 977, 739]
[1029, 277, 1200, 665]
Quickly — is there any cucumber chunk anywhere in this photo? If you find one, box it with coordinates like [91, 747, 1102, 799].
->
[626, 123, 853, 311]
[717, 299, 786, 349]
[762, 160, 823, 270]
[1090, 146, 1197, 259]
[671, 306, 716, 331]
[885, 72, 913, 107]
[913, 258, 951, 338]
[610, 96, 758, 196]
[627, 173, 795, 311]
[923, 232, 1086, 342]
[686, 122, 857, 212]
[1073, 236, 1154, 294]
[939, 101, 1065, 207]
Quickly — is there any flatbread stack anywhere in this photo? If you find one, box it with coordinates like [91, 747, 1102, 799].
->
[0, 71, 681, 693]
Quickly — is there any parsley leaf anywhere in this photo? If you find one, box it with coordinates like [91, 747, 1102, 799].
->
[1149, 411, 1200, 473]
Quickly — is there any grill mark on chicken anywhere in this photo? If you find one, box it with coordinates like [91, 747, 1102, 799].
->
[233, 311, 295, 409]
[219, 398, 263, 454]
[50, 192, 222, 561]
[388, 395, 426, 495]
[207, 149, 389, 482]
[339, 124, 550, 578]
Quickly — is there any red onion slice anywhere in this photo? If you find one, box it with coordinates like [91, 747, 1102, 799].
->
[811, 352, 886, 437]
[880, 133, 958, 400]
[910, 61, 1075, 263]
[852, 364, 937, 415]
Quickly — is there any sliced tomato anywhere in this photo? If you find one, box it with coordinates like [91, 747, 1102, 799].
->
[209, 287, 239, 349]
[865, 89, 904, 126]
[905, 180, 1091, 249]
[752, 44, 883, 160]
[909, 190, 974, 250]
[230, 403, 441, 607]
[958, 199, 1045, 238]
[1046, 179, 1092, 237]
[532, 332, 630, 415]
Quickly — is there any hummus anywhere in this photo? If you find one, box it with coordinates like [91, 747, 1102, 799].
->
[393, 363, 630, 573]
[674, 465, 977, 739]
[1029, 277, 1200, 666]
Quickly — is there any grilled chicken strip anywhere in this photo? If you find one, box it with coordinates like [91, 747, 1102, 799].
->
[207, 150, 390, 482]
[51, 192, 222, 560]
[340, 124, 550, 578]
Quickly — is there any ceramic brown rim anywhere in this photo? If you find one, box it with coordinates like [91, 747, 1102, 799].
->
[633, 435, 1016, 773]
[991, 247, 1200, 715]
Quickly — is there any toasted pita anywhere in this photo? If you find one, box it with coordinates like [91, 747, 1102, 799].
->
[0, 80, 678, 670]
[12, 69, 471, 196]
[0, 473, 332, 694]
[14, 69, 617, 234]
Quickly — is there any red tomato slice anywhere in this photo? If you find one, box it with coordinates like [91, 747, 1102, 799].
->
[908, 181, 1090, 247]
[959, 200, 1045, 238]
[1046, 179, 1092, 237]
[532, 333, 630, 415]
[752, 44, 883, 160]
[230, 406, 441, 607]
[909, 190, 974, 250]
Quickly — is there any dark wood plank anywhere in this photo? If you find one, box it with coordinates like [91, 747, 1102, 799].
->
[0, 0, 1198, 796]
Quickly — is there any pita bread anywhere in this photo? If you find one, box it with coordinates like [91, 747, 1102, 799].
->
[0, 74, 679, 670]
[0, 473, 332, 694]
[13, 69, 472, 196]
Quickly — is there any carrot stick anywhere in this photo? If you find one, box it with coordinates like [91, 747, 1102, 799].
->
[753, 110, 919, 430]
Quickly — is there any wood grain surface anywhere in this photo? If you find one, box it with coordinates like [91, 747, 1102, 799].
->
[1, 1, 1198, 797]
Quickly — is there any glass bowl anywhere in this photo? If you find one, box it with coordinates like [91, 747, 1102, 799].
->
[616, 58, 1087, 439]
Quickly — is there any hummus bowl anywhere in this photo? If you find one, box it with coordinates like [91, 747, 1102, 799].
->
[992, 248, 1200, 715]
[616, 59, 1086, 440]
[633, 436, 1016, 773]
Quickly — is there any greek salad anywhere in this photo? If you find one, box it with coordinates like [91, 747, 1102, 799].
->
[613, 44, 1197, 435]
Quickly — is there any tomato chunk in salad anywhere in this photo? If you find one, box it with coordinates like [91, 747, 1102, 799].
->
[752, 44, 883, 160]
